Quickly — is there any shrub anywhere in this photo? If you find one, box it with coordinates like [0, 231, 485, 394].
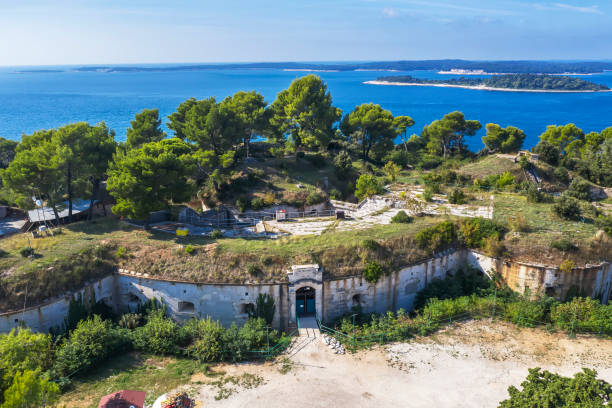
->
[54, 315, 130, 377]
[304, 153, 326, 168]
[355, 174, 383, 201]
[385, 150, 410, 168]
[595, 215, 612, 236]
[248, 293, 276, 325]
[390, 210, 412, 224]
[550, 239, 576, 252]
[415, 221, 457, 253]
[553, 166, 570, 184]
[508, 213, 529, 232]
[246, 263, 262, 277]
[329, 188, 342, 200]
[19, 247, 33, 258]
[185, 318, 224, 362]
[235, 198, 248, 213]
[550, 297, 610, 333]
[458, 218, 505, 248]
[383, 161, 401, 182]
[483, 235, 504, 257]
[553, 194, 581, 220]
[118, 313, 142, 330]
[567, 177, 591, 201]
[414, 267, 491, 309]
[305, 190, 325, 206]
[175, 228, 189, 237]
[131, 309, 181, 355]
[210, 229, 223, 239]
[499, 368, 612, 408]
[263, 192, 276, 206]
[184, 244, 195, 255]
[251, 197, 265, 210]
[115, 246, 127, 258]
[0, 248, 8, 258]
[422, 188, 434, 202]
[296, 151, 305, 159]
[333, 151, 353, 179]
[448, 188, 466, 204]
[2, 369, 60, 408]
[363, 261, 384, 283]
[526, 184, 552, 203]
[496, 171, 515, 189]
[361, 239, 380, 251]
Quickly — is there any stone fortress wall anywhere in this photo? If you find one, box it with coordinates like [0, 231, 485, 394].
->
[1, 250, 610, 334]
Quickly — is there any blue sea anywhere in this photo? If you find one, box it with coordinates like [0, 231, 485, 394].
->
[1, 65, 611, 151]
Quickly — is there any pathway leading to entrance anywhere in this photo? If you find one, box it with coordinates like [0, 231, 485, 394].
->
[297, 315, 319, 338]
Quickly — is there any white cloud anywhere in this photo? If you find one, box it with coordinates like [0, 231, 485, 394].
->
[382, 7, 399, 17]
[551, 3, 602, 14]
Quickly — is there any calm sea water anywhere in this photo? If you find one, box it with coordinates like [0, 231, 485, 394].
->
[1, 66, 611, 151]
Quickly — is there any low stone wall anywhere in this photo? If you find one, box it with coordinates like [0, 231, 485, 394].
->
[0, 275, 116, 333]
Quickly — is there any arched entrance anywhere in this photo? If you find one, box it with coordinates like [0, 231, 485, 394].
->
[295, 286, 316, 317]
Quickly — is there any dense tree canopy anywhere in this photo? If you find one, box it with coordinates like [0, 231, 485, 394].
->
[126, 108, 166, 149]
[270, 74, 341, 150]
[422, 111, 481, 158]
[0, 137, 17, 169]
[499, 368, 611, 408]
[340, 103, 395, 162]
[393, 116, 415, 151]
[107, 138, 195, 220]
[482, 124, 526, 153]
[222, 91, 268, 157]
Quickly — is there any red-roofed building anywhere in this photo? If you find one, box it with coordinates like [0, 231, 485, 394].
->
[98, 390, 146, 408]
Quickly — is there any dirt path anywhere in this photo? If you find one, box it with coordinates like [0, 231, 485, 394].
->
[192, 320, 612, 408]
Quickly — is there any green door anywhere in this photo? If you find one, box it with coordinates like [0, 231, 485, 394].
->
[296, 299, 305, 316]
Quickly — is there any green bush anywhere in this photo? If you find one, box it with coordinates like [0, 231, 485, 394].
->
[361, 239, 380, 251]
[415, 221, 457, 253]
[355, 174, 384, 201]
[499, 368, 612, 408]
[19, 247, 33, 258]
[304, 153, 326, 168]
[553, 166, 570, 184]
[210, 229, 223, 239]
[550, 239, 576, 252]
[184, 317, 224, 362]
[567, 177, 592, 201]
[595, 215, 612, 236]
[2, 369, 60, 408]
[550, 297, 611, 333]
[553, 194, 582, 220]
[496, 171, 515, 189]
[131, 309, 181, 355]
[248, 293, 276, 325]
[185, 244, 195, 255]
[246, 263, 262, 277]
[459, 218, 505, 248]
[448, 188, 466, 204]
[390, 210, 412, 224]
[333, 151, 353, 179]
[363, 261, 385, 283]
[115, 246, 127, 258]
[329, 188, 342, 200]
[305, 190, 325, 206]
[414, 267, 491, 309]
[0, 248, 8, 258]
[251, 197, 265, 210]
[54, 315, 130, 377]
[422, 188, 434, 202]
[235, 198, 249, 213]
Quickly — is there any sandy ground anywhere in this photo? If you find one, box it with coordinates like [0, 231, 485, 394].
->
[189, 320, 612, 408]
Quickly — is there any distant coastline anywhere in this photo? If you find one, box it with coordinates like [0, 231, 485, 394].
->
[364, 80, 612, 93]
[438, 69, 594, 76]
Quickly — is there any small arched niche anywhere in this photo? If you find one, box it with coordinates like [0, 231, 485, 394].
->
[178, 301, 195, 313]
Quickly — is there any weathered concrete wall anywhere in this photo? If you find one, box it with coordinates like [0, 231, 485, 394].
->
[116, 274, 287, 329]
[466, 251, 612, 303]
[0, 275, 116, 333]
[322, 250, 465, 322]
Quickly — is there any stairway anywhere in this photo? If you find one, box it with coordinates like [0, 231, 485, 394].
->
[297, 315, 320, 338]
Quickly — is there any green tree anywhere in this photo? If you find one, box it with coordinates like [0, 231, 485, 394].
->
[422, 111, 481, 158]
[223, 91, 268, 157]
[499, 368, 611, 408]
[1, 131, 65, 218]
[2, 369, 59, 408]
[333, 150, 353, 179]
[340, 103, 395, 162]
[538, 124, 585, 155]
[270, 75, 341, 151]
[126, 108, 166, 149]
[0, 138, 18, 169]
[355, 174, 383, 201]
[167, 97, 197, 140]
[182, 98, 239, 154]
[482, 124, 526, 153]
[393, 116, 415, 151]
[107, 138, 195, 221]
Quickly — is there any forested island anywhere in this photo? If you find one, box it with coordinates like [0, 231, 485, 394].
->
[369, 74, 610, 92]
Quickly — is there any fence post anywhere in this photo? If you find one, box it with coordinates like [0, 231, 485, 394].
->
[491, 286, 497, 320]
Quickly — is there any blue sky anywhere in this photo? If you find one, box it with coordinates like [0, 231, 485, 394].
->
[0, 0, 610, 65]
